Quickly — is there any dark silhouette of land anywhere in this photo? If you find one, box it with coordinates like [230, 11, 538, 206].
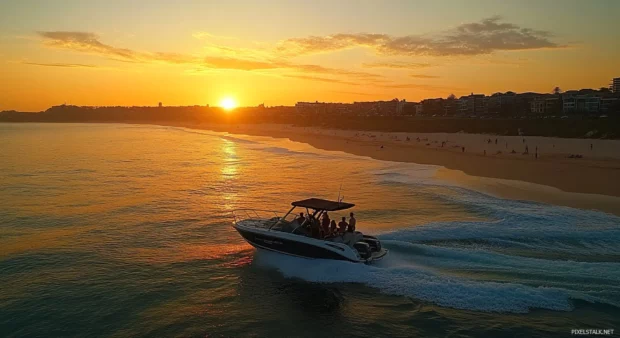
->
[2, 100, 619, 139]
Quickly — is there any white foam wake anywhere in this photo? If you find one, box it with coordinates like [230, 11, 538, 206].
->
[253, 249, 577, 314]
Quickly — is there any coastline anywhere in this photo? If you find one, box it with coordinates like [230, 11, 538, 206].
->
[4, 121, 620, 215]
[169, 121, 620, 216]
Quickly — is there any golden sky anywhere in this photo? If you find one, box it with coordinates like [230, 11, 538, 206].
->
[1, 0, 619, 111]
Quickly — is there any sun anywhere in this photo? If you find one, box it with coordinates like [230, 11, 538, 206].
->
[220, 97, 237, 111]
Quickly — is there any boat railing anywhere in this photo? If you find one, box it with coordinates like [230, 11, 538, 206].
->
[232, 209, 282, 225]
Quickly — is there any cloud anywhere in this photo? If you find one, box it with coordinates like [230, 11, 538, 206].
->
[277, 16, 562, 57]
[37, 31, 197, 64]
[379, 83, 462, 92]
[192, 32, 239, 41]
[21, 62, 98, 68]
[363, 62, 432, 69]
[35, 19, 554, 91]
[333, 90, 375, 97]
[38, 31, 139, 60]
[276, 33, 389, 56]
[283, 74, 360, 86]
[293, 63, 383, 80]
[202, 56, 285, 71]
[36, 31, 382, 81]
[409, 74, 440, 79]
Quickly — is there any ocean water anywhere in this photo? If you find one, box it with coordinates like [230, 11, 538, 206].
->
[1, 123, 618, 338]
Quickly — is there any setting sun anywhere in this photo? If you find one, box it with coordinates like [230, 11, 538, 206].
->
[220, 97, 237, 111]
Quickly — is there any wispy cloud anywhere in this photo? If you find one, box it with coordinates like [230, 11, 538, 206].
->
[409, 74, 440, 79]
[379, 83, 462, 91]
[363, 62, 432, 69]
[21, 61, 98, 68]
[37, 31, 197, 64]
[277, 16, 563, 57]
[36, 31, 382, 83]
[34, 17, 562, 91]
[202, 56, 284, 71]
[282, 74, 360, 86]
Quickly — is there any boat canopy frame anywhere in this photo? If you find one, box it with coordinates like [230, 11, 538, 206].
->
[291, 198, 355, 211]
[268, 198, 354, 231]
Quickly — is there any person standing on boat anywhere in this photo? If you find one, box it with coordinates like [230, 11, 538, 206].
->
[338, 217, 348, 234]
[329, 220, 337, 236]
[297, 212, 306, 226]
[321, 213, 331, 236]
[348, 212, 356, 232]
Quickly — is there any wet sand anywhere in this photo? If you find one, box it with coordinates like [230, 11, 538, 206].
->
[171, 122, 620, 215]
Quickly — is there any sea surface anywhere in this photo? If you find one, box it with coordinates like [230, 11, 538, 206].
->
[1, 123, 619, 338]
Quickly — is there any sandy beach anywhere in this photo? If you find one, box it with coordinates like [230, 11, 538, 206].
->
[167, 121, 620, 215]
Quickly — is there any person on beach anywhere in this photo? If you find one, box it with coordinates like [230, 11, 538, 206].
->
[462, 146, 465, 153]
[591, 143, 593, 151]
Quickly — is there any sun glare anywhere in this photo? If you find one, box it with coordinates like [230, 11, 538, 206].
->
[220, 97, 237, 111]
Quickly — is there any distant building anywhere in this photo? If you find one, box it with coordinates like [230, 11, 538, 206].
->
[530, 95, 561, 114]
[601, 97, 619, 113]
[420, 98, 444, 116]
[396, 99, 405, 115]
[613, 78, 620, 93]
[458, 94, 486, 116]
[415, 104, 424, 116]
[562, 94, 600, 114]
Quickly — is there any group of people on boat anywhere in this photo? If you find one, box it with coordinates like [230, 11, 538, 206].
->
[297, 212, 356, 239]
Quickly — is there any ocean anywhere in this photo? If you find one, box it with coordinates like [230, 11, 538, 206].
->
[1, 123, 618, 337]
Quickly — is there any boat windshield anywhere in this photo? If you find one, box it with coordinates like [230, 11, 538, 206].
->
[271, 207, 307, 232]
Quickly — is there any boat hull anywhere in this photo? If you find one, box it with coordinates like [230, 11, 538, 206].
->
[233, 222, 387, 263]
[235, 224, 359, 262]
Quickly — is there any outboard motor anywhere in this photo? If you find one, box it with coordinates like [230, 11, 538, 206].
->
[354, 242, 371, 259]
[362, 237, 381, 252]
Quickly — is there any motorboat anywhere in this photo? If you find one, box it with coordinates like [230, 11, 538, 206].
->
[232, 198, 388, 263]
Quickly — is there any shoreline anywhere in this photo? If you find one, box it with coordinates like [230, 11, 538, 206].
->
[170, 121, 620, 216]
[4, 121, 620, 215]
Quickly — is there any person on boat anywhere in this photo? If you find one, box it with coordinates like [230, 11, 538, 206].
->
[338, 217, 348, 234]
[321, 213, 331, 235]
[297, 212, 306, 225]
[310, 218, 321, 238]
[329, 220, 337, 236]
[348, 212, 356, 232]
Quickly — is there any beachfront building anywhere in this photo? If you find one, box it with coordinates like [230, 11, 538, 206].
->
[562, 94, 601, 114]
[420, 98, 445, 116]
[530, 95, 561, 115]
[415, 104, 424, 116]
[613, 78, 620, 93]
[458, 94, 487, 116]
[601, 97, 619, 114]
[295, 101, 352, 115]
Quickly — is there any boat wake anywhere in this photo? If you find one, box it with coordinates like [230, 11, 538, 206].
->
[252, 185, 620, 314]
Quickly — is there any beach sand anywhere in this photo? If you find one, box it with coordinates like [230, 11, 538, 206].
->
[170, 122, 620, 216]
